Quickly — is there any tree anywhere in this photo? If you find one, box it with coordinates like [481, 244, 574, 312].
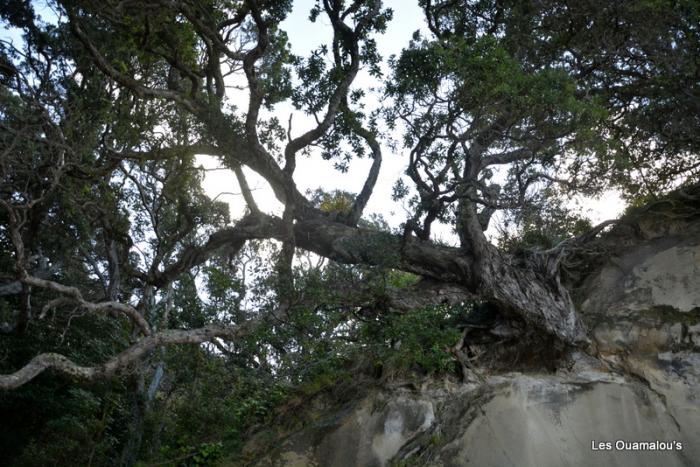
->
[0, 0, 697, 394]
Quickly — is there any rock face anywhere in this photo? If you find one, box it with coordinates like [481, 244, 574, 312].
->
[435, 374, 693, 467]
[240, 201, 700, 467]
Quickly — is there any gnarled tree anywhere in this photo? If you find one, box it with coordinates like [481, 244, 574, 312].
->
[1, 0, 698, 392]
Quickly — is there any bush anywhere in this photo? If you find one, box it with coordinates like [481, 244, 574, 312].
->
[360, 304, 466, 375]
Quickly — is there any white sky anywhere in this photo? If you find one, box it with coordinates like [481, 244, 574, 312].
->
[198, 0, 626, 245]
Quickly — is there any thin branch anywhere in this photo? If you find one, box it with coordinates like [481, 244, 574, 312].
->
[23, 275, 152, 336]
[108, 143, 222, 162]
[282, 0, 370, 174]
[68, 11, 201, 113]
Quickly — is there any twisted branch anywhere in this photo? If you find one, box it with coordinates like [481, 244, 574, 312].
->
[0, 325, 246, 390]
[23, 275, 152, 336]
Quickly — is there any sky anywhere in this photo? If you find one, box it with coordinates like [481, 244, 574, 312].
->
[198, 0, 626, 245]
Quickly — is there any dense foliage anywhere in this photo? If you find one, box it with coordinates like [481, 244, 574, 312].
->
[1, 0, 697, 465]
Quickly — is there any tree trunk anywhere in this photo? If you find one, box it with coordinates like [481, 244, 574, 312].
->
[291, 217, 588, 345]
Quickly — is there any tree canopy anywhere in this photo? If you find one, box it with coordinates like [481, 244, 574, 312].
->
[0, 0, 698, 464]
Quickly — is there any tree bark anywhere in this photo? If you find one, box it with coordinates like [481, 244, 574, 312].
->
[0, 326, 246, 390]
[290, 217, 589, 345]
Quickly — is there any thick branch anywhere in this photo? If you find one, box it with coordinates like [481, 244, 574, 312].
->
[348, 123, 382, 226]
[232, 163, 261, 214]
[0, 325, 246, 390]
[148, 213, 283, 288]
[201, 106, 311, 212]
[480, 147, 535, 169]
